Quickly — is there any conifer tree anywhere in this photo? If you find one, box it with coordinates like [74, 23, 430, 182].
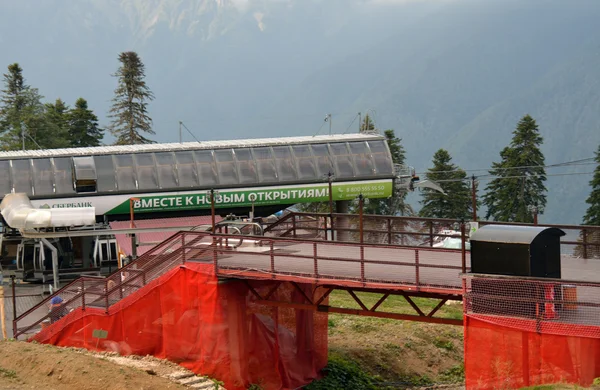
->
[364, 129, 411, 216]
[483, 115, 547, 223]
[41, 98, 71, 148]
[0, 63, 48, 150]
[574, 145, 600, 258]
[583, 144, 600, 226]
[108, 51, 155, 144]
[419, 149, 471, 219]
[68, 98, 103, 147]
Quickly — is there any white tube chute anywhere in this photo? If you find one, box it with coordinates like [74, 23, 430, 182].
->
[0, 193, 95, 230]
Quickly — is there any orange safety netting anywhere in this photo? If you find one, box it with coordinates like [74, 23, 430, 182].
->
[464, 274, 600, 389]
[465, 316, 600, 389]
[32, 263, 328, 390]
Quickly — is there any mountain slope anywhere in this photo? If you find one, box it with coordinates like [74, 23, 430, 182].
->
[0, 0, 599, 223]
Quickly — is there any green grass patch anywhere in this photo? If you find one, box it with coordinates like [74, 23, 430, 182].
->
[305, 354, 379, 390]
[328, 290, 463, 321]
[439, 364, 464, 383]
[0, 367, 17, 379]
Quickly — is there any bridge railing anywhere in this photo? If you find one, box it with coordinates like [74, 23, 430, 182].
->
[200, 232, 469, 292]
[264, 212, 600, 258]
[12, 231, 215, 340]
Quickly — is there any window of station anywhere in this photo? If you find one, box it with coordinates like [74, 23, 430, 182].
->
[253, 147, 278, 183]
[194, 150, 217, 187]
[311, 144, 334, 178]
[94, 155, 117, 192]
[292, 145, 317, 180]
[328, 143, 355, 178]
[154, 152, 178, 189]
[367, 140, 394, 175]
[349, 141, 375, 177]
[134, 153, 158, 190]
[53, 158, 75, 195]
[114, 154, 137, 191]
[10, 159, 32, 195]
[214, 149, 238, 186]
[175, 151, 199, 187]
[32, 159, 55, 195]
[234, 148, 258, 184]
[0, 161, 11, 195]
[73, 156, 97, 193]
[272, 146, 297, 182]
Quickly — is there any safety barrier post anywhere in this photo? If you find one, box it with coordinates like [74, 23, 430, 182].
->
[81, 278, 86, 311]
[461, 221, 467, 274]
[359, 195, 365, 283]
[270, 241, 275, 278]
[11, 276, 16, 337]
[387, 218, 392, 245]
[583, 229, 588, 259]
[104, 279, 109, 314]
[313, 242, 318, 280]
[213, 236, 218, 274]
[182, 233, 186, 264]
[415, 249, 420, 290]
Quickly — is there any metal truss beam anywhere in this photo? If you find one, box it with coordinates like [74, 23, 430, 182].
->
[245, 281, 463, 326]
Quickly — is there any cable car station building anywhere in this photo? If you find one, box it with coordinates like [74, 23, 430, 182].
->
[0, 134, 397, 286]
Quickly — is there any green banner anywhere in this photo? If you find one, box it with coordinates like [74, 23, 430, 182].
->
[106, 180, 393, 215]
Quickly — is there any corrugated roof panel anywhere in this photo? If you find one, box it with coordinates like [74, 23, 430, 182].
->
[110, 216, 222, 256]
[471, 225, 566, 245]
[0, 134, 384, 160]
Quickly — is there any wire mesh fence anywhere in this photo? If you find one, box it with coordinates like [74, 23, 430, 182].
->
[464, 274, 600, 337]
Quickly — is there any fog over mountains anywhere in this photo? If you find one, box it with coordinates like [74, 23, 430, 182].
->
[1, 0, 599, 223]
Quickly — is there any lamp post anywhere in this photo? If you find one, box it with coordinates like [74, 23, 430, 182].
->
[129, 197, 140, 229]
[129, 197, 140, 260]
[325, 171, 335, 240]
[471, 175, 477, 221]
[207, 189, 219, 232]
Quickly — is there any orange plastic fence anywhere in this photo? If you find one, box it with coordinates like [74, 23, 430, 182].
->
[32, 263, 328, 390]
[465, 317, 600, 389]
[464, 275, 600, 389]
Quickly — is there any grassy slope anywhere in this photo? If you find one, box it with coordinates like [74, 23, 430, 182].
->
[325, 290, 465, 386]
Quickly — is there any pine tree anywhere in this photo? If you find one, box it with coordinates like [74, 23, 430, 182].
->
[583, 145, 600, 226]
[68, 98, 103, 147]
[108, 51, 155, 145]
[419, 149, 471, 219]
[364, 129, 411, 216]
[40, 98, 71, 149]
[483, 115, 547, 223]
[582, 145, 600, 257]
[0, 63, 64, 150]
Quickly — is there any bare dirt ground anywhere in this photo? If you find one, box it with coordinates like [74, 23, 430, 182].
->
[0, 340, 223, 390]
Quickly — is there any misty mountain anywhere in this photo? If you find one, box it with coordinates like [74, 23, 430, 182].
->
[1, 0, 599, 224]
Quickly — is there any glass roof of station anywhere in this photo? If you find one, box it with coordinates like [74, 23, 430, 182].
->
[0, 134, 394, 198]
